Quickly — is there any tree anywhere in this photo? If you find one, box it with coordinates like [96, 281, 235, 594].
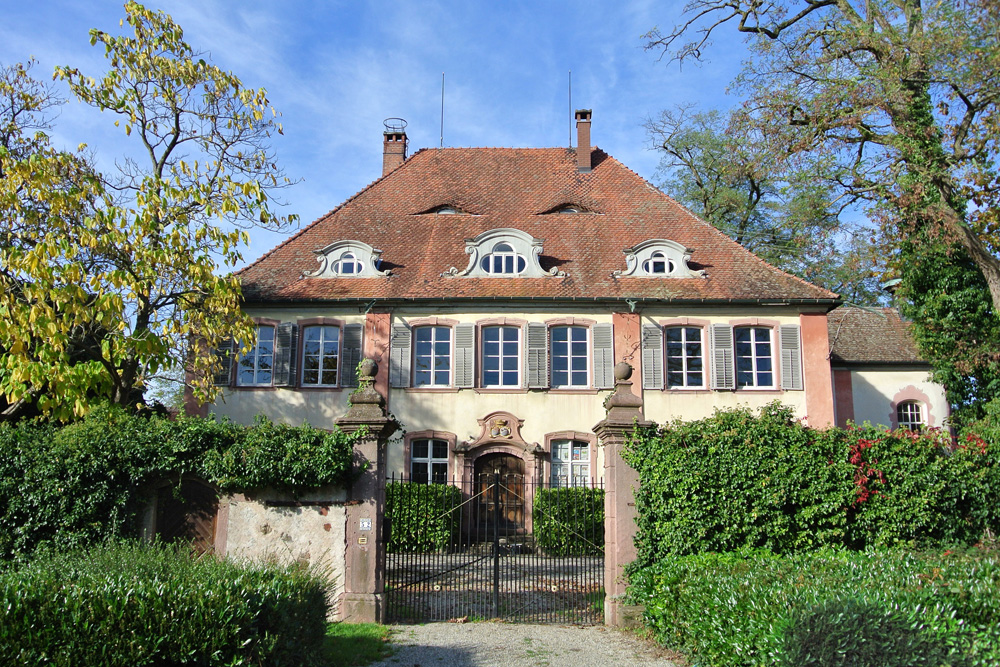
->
[648, 104, 884, 303]
[0, 3, 295, 421]
[645, 0, 1000, 309]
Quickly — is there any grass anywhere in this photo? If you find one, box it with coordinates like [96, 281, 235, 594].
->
[322, 622, 394, 667]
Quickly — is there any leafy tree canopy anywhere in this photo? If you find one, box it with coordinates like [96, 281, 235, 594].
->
[648, 105, 884, 304]
[0, 2, 296, 421]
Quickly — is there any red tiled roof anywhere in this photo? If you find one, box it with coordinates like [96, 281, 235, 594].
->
[239, 147, 839, 304]
[827, 306, 926, 365]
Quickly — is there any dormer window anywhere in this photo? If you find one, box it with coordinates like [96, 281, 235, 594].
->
[481, 243, 527, 274]
[335, 252, 363, 275]
[303, 240, 391, 278]
[642, 251, 673, 275]
[558, 206, 580, 214]
[441, 228, 565, 278]
[613, 239, 705, 279]
[435, 206, 458, 214]
[541, 202, 595, 215]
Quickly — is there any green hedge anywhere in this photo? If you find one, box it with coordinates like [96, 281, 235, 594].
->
[0, 539, 330, 667]
[627, 549, 1000, 667]
[385, 482, 463, 552]
[532, 487, 604, 556]
[0, 406, 358, 566]
[622, 404, 1000, 564]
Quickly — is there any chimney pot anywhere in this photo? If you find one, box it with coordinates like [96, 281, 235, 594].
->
[575, 109, 592, 173]
[382, 117, 408, 176]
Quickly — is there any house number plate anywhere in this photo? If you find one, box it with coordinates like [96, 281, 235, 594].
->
[359, 518, 372, 531]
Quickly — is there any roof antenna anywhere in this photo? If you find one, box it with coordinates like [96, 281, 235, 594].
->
[568, 70, 573, 147]
[440, 72, 445, 148]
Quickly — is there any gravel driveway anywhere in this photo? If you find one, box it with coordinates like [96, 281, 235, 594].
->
[369, 622, 679, 666]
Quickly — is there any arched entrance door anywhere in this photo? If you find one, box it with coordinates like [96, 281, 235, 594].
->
[155, 478, 218, 554]
[475, 452, 525, 537]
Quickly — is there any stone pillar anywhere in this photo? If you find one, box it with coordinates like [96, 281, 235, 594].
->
[334, 358, 398, 623]
[593, 362, 651, 627]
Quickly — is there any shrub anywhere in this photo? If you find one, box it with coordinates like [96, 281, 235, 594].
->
[623, 403, 1000, 564]
[0, 539, 330, 667]
[0, 406, 359, 566]
[627, 549, 1000, 667]
[385, 482, 463, 552]
[532, 487, 604, 556]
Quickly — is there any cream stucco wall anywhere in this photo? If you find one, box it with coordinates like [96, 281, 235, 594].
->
[223, 486, 348, 616]
[847, 366, 949, 428]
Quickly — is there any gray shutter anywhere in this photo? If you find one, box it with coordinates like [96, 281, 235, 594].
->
[780, 324, 803, 390]
[526, 322, 548, 388]
[710, 323, 735, 390]
[273, 322, 298, 387]
[641, 324, 664, 390]
[592, 323, 614, 389]
[453, 323, 475, 388]
[389, 323, 412, 388]
[212, 337, 235, 385]
[341, 323, 363, 387]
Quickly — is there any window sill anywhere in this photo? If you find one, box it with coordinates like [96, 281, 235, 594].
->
[231, 386, 277, 392]
[662, 387, 712, 393]
[474, 387, 529, 394]
[403, 387, 461, 393]
[296, 386, 347, 393]
[546, 388, 601, 395]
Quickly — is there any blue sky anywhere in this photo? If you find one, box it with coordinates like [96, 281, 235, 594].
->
[1, 1, 748, 265]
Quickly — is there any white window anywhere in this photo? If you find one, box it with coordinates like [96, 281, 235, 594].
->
[897, 401, 925, 430]
[480, 242, 526, 275]
[551, 440, 590, 487]
[550, 326, 589, 387]
[666, 326, 704, 388]
[301, 325, 339, 386]
[735, 326, 774, 388]
[413, 326, 451, 387]
[334, 251, 363, 275]
[237, 326, 275, 386]
[411, 438, 449, 484]
[482, 325, 520, 387]
[642, 251, 673, 275]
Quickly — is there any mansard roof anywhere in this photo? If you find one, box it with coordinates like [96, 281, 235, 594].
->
[238, 146, 839, 305]
[827, 306, 927, 365]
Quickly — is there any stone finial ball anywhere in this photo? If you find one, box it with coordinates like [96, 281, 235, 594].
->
[613, 361, 632, 381]
[359, 358, 378, 378]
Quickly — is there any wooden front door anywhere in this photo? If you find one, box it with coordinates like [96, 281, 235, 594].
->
[155, 479, 218, 554]
[475, 453, 525, 535]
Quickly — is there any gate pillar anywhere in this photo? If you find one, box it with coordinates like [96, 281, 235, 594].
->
[335, 358, 399, 623]
[593, 362, 651, 627]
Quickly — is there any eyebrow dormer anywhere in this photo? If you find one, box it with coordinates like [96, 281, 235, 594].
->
[540, 202, 596, 215]
[441, 228, 565, 278]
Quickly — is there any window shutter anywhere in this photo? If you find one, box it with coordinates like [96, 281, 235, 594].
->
[273, 323, 298, 387]
[526, 322, 548, 388]
[341, 323, 363, 387]
[710, 323, 735, 390]
[453, 323, 475, 388]
[389, 323, 412, 388]
[780, 324, 803, 390]
[592, 323, 614, 389]
[212, 337, 235, 386]
[641, 324, 663, 390]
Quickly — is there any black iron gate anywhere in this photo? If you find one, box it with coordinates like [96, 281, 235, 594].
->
[384, 472, 605, 624]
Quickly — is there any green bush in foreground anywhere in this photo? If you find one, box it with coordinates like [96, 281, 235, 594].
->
[0, 406, 358, 566]
[385, 482, 463, 552]
[532, 487, 604, 556]
[0, 539, 330, 667]
[628, 549, 1000, 667]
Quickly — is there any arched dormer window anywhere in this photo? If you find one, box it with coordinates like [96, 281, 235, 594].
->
[480, 243, 527, 274]
[442, 228, 565, 278]
[303, 240, 391, 278]
[642, 251, 673, 275]
[540, 202, 596, 215]
[613, 239, 705, 279]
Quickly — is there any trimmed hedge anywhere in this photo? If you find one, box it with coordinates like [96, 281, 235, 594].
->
[532, 487, 604, 556]
[623, 403, 1000, 564]
[0, 406, 358, 566]
[627, 549, 1000, 667]
[385, 482, 463, 552]
[0, 539, 330, 667]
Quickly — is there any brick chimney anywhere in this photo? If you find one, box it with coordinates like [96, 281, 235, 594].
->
[382, 118, 408, 176]
[575, 109, 592, 173]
